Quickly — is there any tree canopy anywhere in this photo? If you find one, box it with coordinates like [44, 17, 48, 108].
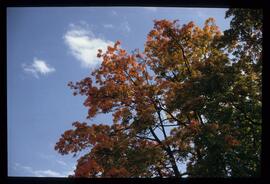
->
[55, 9, 262, 178]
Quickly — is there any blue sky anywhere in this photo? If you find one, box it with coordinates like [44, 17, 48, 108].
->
[7, 7, 231, 177]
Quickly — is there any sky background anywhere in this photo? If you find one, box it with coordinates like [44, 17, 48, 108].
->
[7, 7, 231, 177]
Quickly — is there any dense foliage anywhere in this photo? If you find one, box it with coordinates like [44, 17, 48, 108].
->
[55, 9, 262, 177]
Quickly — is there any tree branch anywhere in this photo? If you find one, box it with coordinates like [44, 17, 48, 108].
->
[196, 112, 205, 126]
[135, 135, 157, 142]
[232, 103, 261, 126]
[159, 106, 187, 127]
[167, 29, 192, 76]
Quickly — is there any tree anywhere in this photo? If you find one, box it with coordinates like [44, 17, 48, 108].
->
[55, 9, 262, 178]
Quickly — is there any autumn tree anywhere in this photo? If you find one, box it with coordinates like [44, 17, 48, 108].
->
[55, 9, 262, 177]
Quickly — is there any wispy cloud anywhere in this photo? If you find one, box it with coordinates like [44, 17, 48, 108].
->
[64, 23, 114, 68]
[39, 153, 54, 160]
[120, 21, 131, 33]
[103, 21, 131, 34]
[185, 8, 199, 10]
[22, 58, 55, 78]
[111, 10, 117, 16]
[14, 163, 33, 173]
[186, 8, 207, 19]
[143, 7, 158, 12]
[56, 160, 67, 166]
[33, 170, 64, 177]
[103, 24, 114, 29]
[196, 10, 207, 19]
[13, 163, 67, 177]
[38, 153, 68, 167]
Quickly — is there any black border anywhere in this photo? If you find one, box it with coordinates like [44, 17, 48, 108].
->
[1, 0, 267, 184]
[1, 2, 7, 184]
[0, 0, 266, 8]
[261, 3, 269, 184]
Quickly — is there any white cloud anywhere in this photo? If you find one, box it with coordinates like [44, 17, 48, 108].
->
[22, 58, 55, 78]
[143, 7, 158, 11]
[196, 10, 207, 19]
[33, 170, 64, 177]
[111, 10, 117, 16]
[56, 160, 67, 166]
[38, 153, 68, 167]
[64, 23, 114, 68]
[186, 8, 207, 19]
[185, 8, 199, 10]
[103, 21, 131, 33]
[103, 24, 114, 29]
[65, 169, 75, 176]
[13, 163, 72, 177]
[39, 153, 54, 160]
[120, 21, 131, 33]
[12, 161, 76, 177]
[14, 163, 33, 173]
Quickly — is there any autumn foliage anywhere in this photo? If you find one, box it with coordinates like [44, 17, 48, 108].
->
[55, 9, 262, 177]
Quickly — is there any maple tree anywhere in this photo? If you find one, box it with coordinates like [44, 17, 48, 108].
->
[55, 9, 262, 177]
